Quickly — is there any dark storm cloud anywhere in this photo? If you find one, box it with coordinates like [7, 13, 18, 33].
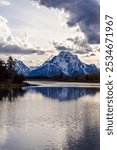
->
[67, 36, 94, 53]
[90, 53, 96, 56]
[33, 0, 100, 44]
[53, 41, 91, 55]
[85, 53, 96, 57]
[67, 36, 88, 47]
[0, 43, 38, 55]
[74, 49, 90, 55]
[53, 41, 72, 51]
[55, 45, 72, 51]
[37, 50, 46, 55]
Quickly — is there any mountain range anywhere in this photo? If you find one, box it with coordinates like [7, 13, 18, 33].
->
[15, 51, 99, 78]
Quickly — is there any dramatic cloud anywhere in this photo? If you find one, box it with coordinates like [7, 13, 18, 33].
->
[0, 43, 38, 54]
[85, 53, 96, 57]
[67, 36, 87, 46]
[0, 0, 10, 5]
[53, 41, 92, 55]
[74, 49, 91, 55]
[0, 16, 42, 55]
[67, 36, 89, 49]
[53, 42, 72, 51]
[55, 45, 72, 51]
[33, 0, 100, 44]
[90, 53, 96, 56]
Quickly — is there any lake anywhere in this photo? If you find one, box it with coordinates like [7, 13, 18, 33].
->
[0, 82, 100, 150]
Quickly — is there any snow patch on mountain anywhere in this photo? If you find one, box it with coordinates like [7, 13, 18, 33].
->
[15, 59, 31, 76]
[29, 51, 99, 77]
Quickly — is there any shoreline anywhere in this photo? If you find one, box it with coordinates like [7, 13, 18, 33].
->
[0, 82, 30, 89]
[0, 80, 100, 89]
[28, 78, 100, 83]
[26, 80, 100, 88]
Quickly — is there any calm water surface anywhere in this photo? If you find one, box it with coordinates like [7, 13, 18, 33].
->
[0, 82, 100, 150]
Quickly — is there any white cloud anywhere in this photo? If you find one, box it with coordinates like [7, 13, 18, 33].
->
[0, 0, 100, 66]
[0, 0, 10, 6]
[0, 16, 55, 66]
[0, 16, 15, 44]
[58, 9, 70, 28]
[0, 16, 42, 55]
[31, 0, 40, 9]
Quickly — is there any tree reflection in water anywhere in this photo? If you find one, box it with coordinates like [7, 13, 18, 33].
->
[0, 88, 26, 102]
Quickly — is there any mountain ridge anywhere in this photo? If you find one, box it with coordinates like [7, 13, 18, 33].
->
[15, 51, 99, 78]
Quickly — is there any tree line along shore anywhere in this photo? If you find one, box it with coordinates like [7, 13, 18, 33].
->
[28, 72, 100, 83]
[0, 56, 26, 88]
[0, 56, 100, 88]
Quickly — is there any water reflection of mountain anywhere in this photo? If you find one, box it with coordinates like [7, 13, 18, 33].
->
[0, 88, 26, 102]
[25, 87, 99, 101]
[0, 86, 99, 102]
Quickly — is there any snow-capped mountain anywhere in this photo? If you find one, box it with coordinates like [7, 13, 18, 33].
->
[29, 66, 38, 71]
[15, 59, 31, 76]
[29, 51, 99, 77]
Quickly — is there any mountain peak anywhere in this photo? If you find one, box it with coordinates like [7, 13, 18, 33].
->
[28, 51, 99, 77]
[58, 51, 78, 60]
[50, 51, 80, 69]
[58, 51, 73, 57]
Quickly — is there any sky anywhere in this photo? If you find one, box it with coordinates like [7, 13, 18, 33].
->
[0, 0, 100, 66]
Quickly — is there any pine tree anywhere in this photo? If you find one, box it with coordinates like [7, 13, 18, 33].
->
[7, 56, 16, 77]
[0, 59, 8, 81]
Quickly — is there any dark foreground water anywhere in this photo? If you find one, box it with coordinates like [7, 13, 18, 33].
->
[0, 84, 100, 150]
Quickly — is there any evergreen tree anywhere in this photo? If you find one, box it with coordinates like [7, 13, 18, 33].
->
[0, 56, 25, 84]
[0, 59, 8, 81]
[7, 56, 16, 77]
